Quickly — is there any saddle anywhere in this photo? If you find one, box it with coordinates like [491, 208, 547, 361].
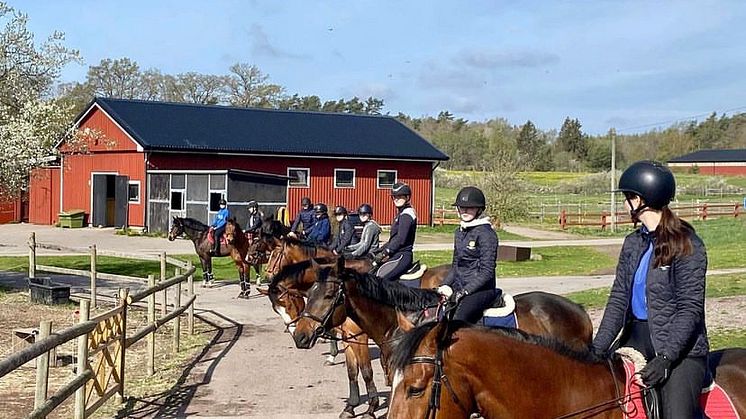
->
[207, 227, 227, 245]
[616, 348, 739, 419]
[396, 261, 428, 288]
[480, 290, 517, 328]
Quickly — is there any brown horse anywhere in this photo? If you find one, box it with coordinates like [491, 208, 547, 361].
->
[167, 216, 250, 296]
[292, 260, 593, 375]
[224, 221, 266, 291]
[387, 320, 746, 418]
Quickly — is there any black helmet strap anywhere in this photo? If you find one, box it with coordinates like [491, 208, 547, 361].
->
[626, 196, 649, 222]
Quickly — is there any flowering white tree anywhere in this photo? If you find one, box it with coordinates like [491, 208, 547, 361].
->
[0, 2, 80, 199]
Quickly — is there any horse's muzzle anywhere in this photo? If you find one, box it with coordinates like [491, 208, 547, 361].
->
[292, 330, 315, 349]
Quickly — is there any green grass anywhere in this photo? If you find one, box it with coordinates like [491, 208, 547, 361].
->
[566, 273, 746, 309]
[519, 171, 589, 186]
[416, 246, 617, 278]
[710, 329, 746, 350]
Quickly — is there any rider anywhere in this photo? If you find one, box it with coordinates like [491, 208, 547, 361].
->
[591, 161, 709, 419]
[374, 183, 417, 280]
[436, 187, 499, 323]
[290, 197, 315, 236]
[245, 200, 263, 242]
[345, 203, 381, 258]
[330, 206, 355, 255]
[211, 198, 230, 255]
[305, 203, 331, 244]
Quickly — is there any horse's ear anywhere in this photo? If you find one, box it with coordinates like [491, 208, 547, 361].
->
[396, 310, 416, 332]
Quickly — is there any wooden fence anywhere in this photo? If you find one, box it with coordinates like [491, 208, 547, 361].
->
[559, 202, 743, 230]
[0, 234, 197, 418]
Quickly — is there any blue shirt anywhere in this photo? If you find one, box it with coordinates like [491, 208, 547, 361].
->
[631, 236, 654, 320]
[212, 208, 230, 229]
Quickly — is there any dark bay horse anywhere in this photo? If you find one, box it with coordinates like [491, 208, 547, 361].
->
[168, 216, 250, 296]
[292, 260, 593, 376]
[225, 221, 266, 292]
[387, 321, 746, 418]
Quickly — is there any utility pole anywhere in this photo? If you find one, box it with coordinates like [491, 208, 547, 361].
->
[610, 128, 617, 232]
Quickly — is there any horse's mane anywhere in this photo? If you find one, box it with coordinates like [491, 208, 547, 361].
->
[263, 219, 290, 238]
[178, 217, 209, 231]
[389, 321, 600, 373]
[283, 236, 332, 255]
[344, 270, 441, 311]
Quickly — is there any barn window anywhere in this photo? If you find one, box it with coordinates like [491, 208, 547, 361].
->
[377, 170, 397, 189]
[288, 168, 310, 187]
[209, 193, 224, 212]
[334, 169, 355, 188]
[170, 191, 184, 210]
[128, 181, 140, 204]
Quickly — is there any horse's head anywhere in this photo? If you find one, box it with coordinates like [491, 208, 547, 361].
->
[388, 322, 472, 419]
[264, 238, 313, 277]
[224, 218, 239, 245]
[292, 258, 348, 349]
[168, 217, 184, 241]
[265, 281, 306, 332]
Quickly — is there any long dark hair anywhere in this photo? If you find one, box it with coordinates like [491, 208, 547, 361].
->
[654, 206, 693, 267]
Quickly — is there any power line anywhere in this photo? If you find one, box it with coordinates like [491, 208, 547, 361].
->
[615, 105, 746, 133]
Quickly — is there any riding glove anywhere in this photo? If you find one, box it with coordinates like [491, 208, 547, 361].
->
[450, 289, 468, 303]
[373, 252, 386, 265]
[640, 354, 672, 386]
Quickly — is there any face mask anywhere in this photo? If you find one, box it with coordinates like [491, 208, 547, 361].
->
[335, 215, 344, 222]
[220, 205, 226, 209]
[360, 215, 370, 222]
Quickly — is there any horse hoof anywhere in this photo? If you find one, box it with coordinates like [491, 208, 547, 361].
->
[361, 413, 376, 419]
[339, 406, 355, 419]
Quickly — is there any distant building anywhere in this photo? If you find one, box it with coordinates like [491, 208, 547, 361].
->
[27, 98, 448, 230]
[668, 149, 746, 175]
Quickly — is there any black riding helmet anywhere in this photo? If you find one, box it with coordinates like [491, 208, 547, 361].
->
[453, 186, 486, 208]
[301, 197, 312, 207]
[247, 200, 258, 209]
[390, 182, 412, 197]
[219, 198, 227, 206]
[617, 161, 676, 210]
[358, 203, 373, 216]
[314, 203, 328, 214]
[333, 205, 348, 215]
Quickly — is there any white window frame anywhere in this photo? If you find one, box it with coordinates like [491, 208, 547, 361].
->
[377, 169, 398, 189]
[334, 168, 356, 189]
[287, 167, 310, 188]
[127, 180, 141, 204]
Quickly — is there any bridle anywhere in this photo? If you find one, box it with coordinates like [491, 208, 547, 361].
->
[265, 241, 287, 276]
[407, 348, 470, 419]
[296, 278, 346, 342]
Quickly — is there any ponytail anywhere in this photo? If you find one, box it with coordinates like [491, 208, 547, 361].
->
[654, 207, 693, 267]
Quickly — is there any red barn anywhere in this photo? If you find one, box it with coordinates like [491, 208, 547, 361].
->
[668, 149, 746, 175]
[35, 98, 448, 231]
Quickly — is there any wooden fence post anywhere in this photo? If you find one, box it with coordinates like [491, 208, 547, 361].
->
[116, 288, 128, 405]
[174, 268, 181, 353]
[74, 300, 90, 419]
[160, 252, 167, 317]
[734, 203, 741, 218]
[187, 261, 194, 335]
[34, 320, 52, 412]
[559, 210, 567, 230]
[702, 203, 708, 221]
[90, 245, 97, 308]
[29, 232, 36, 279]
[147, 275, 155, 376]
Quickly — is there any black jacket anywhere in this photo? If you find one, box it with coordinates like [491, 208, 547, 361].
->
[331, 217, 355, 253]
[593, 226, 709, 361]
[383, 205, 417, 255]
[442, 218, 498, 294]
[291, 208, 316, 232]
[245, 212, 263, 233]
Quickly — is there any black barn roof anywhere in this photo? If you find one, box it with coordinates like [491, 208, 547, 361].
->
[668, 149, 746, 163]
[81, 97, 448, 161]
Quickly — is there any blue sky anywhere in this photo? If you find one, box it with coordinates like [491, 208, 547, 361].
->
[16, 0, 746, 134]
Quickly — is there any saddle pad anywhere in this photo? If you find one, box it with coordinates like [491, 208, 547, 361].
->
[398, 278, 421, 289]
[481, 312, 517, 329]
[206, 230, 227, 246]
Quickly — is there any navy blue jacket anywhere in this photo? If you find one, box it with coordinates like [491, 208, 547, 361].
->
[291, 208, 316, 233]
[442, 218, 498, 294]
[593, 226, 709, 361]
[383, 205, 417, 255]
[306, 216, 331, 244]
[331, 217, 355, 253]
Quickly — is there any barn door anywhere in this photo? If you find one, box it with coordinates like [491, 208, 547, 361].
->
[114, 175, 129, 228]
[92, 175, 108, 227]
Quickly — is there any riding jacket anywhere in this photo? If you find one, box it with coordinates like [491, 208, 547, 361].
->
[593, 226, 709, 362]
[291, 208, 316, 233]
[442, 217, 498, 295]
[306, 215, 331, 244]
[345, 220, 381, 257]
[245, 212, 263, 233]
[212, 208, 230, 229]
[330, 217, 355, 253]
[382, 204, 417, 256]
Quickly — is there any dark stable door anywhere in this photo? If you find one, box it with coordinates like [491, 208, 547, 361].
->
[115, 175, 129, 228]
[92, 174, 108, 227]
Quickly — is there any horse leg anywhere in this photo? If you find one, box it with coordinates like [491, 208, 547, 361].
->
[254, 263, 263, 285]
[199, 257, 210, 287]
[326, 338, 340, 366]
[356, 335, 379, 419]
[340, 337, 361, 419]
[205, 257, 214, 286]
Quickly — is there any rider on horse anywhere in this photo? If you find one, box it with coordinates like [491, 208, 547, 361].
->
[345, 203, 381, 258]
[330, 205, 355, 255]
[436, 186, 499, 323]
[245, 200, 263, 243]
[210, 198, 230, 255]
[290, 197, 316, 236]
[374, 183, 417, 280]
[305, 203, 331, 245]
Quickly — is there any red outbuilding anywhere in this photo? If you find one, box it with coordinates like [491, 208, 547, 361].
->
[33, 98, 448, 231]
[668, 149, 746, 175]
